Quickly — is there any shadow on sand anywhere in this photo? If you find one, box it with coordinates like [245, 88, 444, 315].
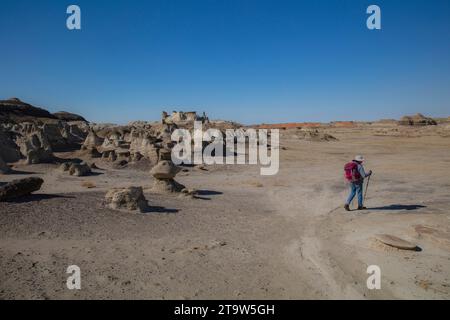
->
[88, 172, 104, 176]
[192, 189, 223, 200]
[3, 194, 76, 203]
[196, 190, 223, 196]
[6, 169, 41, 175]
[143, 206, 179, 214]
[368, 204, 426, 211]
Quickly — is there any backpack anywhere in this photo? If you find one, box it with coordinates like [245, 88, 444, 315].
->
[344, 161, 361, 182]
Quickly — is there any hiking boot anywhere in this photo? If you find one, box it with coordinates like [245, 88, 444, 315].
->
[344, 204, 350, 211]
[357, 206, 367, 210]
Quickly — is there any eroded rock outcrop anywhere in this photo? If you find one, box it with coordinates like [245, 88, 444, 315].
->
[0, 98, 88, 162]
[16, 131, 54, 164]
[399, 114, 437, 126]
[162, 111, 209, 125]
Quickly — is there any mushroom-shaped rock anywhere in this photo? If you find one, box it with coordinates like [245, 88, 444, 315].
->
[150, 160, 181, 180]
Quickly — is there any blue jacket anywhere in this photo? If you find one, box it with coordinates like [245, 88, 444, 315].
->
[355, 161, 370, 182]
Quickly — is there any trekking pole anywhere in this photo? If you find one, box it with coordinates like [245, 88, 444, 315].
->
[364, 175, 371, 201]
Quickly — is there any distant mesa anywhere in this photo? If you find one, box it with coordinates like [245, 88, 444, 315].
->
[399, 113, 437, 126]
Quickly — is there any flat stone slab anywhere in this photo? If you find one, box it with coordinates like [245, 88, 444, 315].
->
[375, 234, 418, 250]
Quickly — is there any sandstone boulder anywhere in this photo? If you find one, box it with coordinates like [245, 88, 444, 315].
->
[105, 187, 148, 212]
[69, 162, 92, 176]
[0, 177, 44, 201]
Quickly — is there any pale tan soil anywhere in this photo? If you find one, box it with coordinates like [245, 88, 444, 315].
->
[0, 126, 449, 299]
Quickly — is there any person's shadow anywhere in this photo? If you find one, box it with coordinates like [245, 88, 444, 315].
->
[368, 204, 426, 211]
[192, 190, 223, 200]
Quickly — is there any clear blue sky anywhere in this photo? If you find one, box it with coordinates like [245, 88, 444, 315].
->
[1, 0, 449, 124]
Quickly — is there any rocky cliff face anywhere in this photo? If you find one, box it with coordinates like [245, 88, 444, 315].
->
[0, 98, 89, 164]
[0, 98, 57, 122]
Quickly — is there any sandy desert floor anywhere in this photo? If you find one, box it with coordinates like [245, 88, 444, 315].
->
[1, 127, 449, 299]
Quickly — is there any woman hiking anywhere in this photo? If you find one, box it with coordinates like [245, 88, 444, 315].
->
[344, 155, 372, 211]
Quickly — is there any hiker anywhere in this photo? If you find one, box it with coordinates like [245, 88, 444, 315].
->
[344, 155, 372, 211]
